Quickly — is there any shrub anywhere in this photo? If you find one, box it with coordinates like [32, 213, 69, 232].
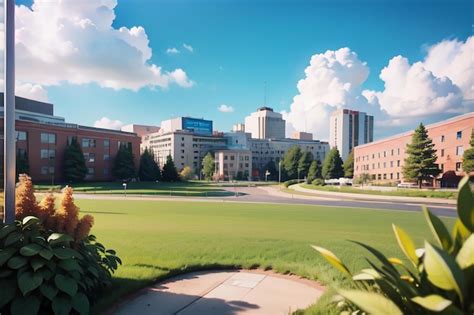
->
[283, 179, 300, 188]
[180, 166, 194, 181]
[312, 178, 326, 186]
[312, 175, 474, 315]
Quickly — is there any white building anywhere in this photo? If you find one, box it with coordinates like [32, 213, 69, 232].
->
[121, 124, 160, 137]
[244, 107, 285, 139]
[329, 109, 374, 161]
[214, 149, 252, 180]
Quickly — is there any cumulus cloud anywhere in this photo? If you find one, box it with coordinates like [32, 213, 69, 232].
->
[166, 47, 180, 54]
[218, 104, 234, 113]
[0, 79, 49, 102]
[183, 43, 193, 52]
[0, 0, 194, 97]
[94, 117, 124, 130]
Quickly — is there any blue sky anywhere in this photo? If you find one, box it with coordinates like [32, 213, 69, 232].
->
[14, 0, 473, 139]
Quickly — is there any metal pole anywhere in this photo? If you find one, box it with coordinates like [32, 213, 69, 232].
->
[3, 0, 15, 224]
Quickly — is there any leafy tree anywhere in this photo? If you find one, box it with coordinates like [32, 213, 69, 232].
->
[298, 151, 314, 180]
[16, 149, 29, 178]
[180, 166, 194, 181]
[112, 143, 136, 180]
[403, 123, 441, 188]
[162, 155, 179, 182]
[138, 148, 161, 181]
[263, 161, 277, 181]
[282, 146, 302, 180]
[202, 152, 215, 180]
[462, 128, 474, 174]
[343, 150, 354, 178]
[307, 159, 322, 183]
[322, 148, 344, 179]
[63, 137, 87, 183]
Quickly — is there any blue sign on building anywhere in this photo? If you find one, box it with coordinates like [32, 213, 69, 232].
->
[182, 117, 213, 135]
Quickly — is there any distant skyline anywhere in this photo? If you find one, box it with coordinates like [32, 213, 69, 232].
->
[5, 0, 474, 140]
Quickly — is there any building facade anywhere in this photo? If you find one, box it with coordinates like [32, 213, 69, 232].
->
[354, 113, 474, 186]
[121, 124, 160, 137]
[160, 117, 213, 136]
[329, 109, 374, 161]
[214, 149, 252, 180]
[244, 107, 285, 139]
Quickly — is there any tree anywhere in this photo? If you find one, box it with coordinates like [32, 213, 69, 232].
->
[202, 153, 215, 180]
[63, 137, 87, 183]
[263, 161, 277, 181]
[180, 166, 194, 181]
[307, 159, 322, 183]
[462, 128, 474, 174]
[139, 148, 161, 181]
[298, 151, 313, 180]
[343, 150, 354, 178]
[282, 146, 302, 180]
[403, 123, 441, 188]
[112, 143, 136, 180]
[162, 155, 179, 182]
[322, 148, 344, 179]
[16, 149, 29, 178]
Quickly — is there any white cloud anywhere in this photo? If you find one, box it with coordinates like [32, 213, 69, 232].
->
[218, 104, 234, 113]
[94, 117, 124, 130]
[166, 47, 180, 54]
[0, 0, 194, 93]
[0, 79, 49, 102]
[183, 43, 193, 52]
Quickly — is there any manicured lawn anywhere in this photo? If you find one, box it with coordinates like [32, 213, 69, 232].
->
[299, 183, 457, 199]
[71, 198, 454, 314]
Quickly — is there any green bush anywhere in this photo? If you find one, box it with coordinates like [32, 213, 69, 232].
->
[0, 216, 121, 315]
[283, 179, 300, 188]
[313, 175, 473, 315]
[312, 178, 326, 186]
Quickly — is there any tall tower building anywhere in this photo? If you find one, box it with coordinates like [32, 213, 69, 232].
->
[244, 107, 285, 139]
[329, 109, 374, 161]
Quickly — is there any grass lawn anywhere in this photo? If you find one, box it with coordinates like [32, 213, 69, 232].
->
[72, 198, 454, 314]
[299, 183, 457, 199]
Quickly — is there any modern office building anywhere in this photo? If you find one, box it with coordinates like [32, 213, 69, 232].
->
[291, 131, 313, 141]
[160, 117, 213, 136]
[329, 109, 374, 161]
[244, 107, 285, 139]
[354, 112, 474, 186]
[0, 95, 141, 182]
[214, 149, 252, 180]
[121, 124, 160, 137]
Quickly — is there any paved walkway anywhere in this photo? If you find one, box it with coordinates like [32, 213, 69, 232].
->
[114, 270, 324, 315]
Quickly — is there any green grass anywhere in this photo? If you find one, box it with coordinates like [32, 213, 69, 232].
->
[71, 198, 454, 314]
[299, 183, 457, 199]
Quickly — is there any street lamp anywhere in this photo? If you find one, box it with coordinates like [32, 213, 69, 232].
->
[278, 161, 282, 189]
[265, 170, 270, 182]
[122, 182, 127, 198]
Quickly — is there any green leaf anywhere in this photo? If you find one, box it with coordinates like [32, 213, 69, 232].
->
[54, 274, 78, 297]
[8, 256, 28, 269]
[424, 241, 465, 303]
[52, 295, 72, 315]
[58, 259, 82, 272]
[30, 257, 47, 272]
[456, 234, 474, 269]
[39, 248, 53, 260]
[411, 294, 452, 312]
[53, 247, 82, 260]
[47, 233, 73, 245]
[19, 243, 43, 257]
[457, 175, 474, 232]
[0, 224, 17, 240]
[338, 289, 403, 315]
[423, 206, 453, 251]
[72, 292, 90, 315]
[0, 279, 16, 308]
[10, 295, 40, 315]
[18, 271, 43, 295]
[22, 216, 39, 228]
[40, 283, 59, 301]
[5, 231, 22, 246]
[392, 224, 419, 267]
[0, 248, 17, 266]
[311, 245, 351, 275]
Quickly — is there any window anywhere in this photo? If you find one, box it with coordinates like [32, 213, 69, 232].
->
[84, 153, 95, 163]
[390, 173, 393, 180]
[383, 174, 387, 180]
[41, 149, 55, 159]
[390, 161, 393, 167]
[440, 164, 444, 172]
[456, 162, 462, 172]
[87, 167, 95, 175]
[456, 146, 464, 156]
[16, 131, 27, 141]
[391, 149, 394, 156]
[41, 133, 56, 144]
[41, 166, 55, 175]
[103, 168, 109, 175]
[104, 154, 110, 161]
[104, 139, 110, 147]
[441, 149, 445, 157]
[230, 156, 235, 161]
[82, 138, 96, 148]
[397, 160, 400, 167]
[397, 173, 400, 179]
[441, 135, 445, 142]
[456, 131, 462, 140]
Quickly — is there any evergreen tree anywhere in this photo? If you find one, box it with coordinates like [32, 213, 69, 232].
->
[112, 143, 136, 180]
[298, 151, 313, 180]
[202, 153, 215, 180]
[462, 128, 474, 174]
[63, 137, 87, 183]
[307, 159, 322, 183]
[138, 148, 161, 181]
[263, 161, 277, 181]
[343, 150, 354, 178]
[282, 146, 302, 180]
[322, 148, 344, 179]
[162, 155, 179, 182]
[16, 149, 29, 178]
[403, 123, 441, 188]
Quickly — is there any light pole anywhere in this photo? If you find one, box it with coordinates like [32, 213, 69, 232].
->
[278, 161, 281, 189]
[122, 183, 127, 198]
[3, 0, 15, 224]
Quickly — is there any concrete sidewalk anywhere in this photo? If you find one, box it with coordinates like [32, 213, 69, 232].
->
[114, 270, 324, 315]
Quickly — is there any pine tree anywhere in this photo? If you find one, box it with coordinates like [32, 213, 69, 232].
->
[112, 143, 136, 180]
[202, 153, 215, 180]
[162, 155, 179, 182]
[139, 148, 161, 181]
[16, 149, 29, 178]
[282, 146, 302, 180]
[307, 159, 322, 183]
[343, 150, 354, 178]
[63, 137, 87, 183]
[462, 128, 474, 174]
[263, 161, 277, 181]
[403, 123, 441, 188]
[322, 148, 344, 179]
[298, 151, 313, 180]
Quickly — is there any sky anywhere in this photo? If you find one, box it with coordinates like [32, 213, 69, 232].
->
[5, 0, 474, 140]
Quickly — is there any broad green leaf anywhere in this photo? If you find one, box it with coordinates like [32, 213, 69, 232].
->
[18, 271, 43, 295]
[0, 279, 16, 308]
[412, 294, 451, 312]
[311, 245, 351, 275]
[8, 256, 28, 269]
[55, 274, 78, 297]
[456, 234, 474, 269]
[0, 248, 17, 266]
[457, 176, 474, 232]
[72, 292, 90, 315]
[10, 295, 40, 315]
[423, 206, 453, 250]
[424, 241, 465, 303]
[58, 259, 82, 272]
[52, 295, 72, 315]
[0, 224, 17, 239]
[39, 248, 53, 260]
[19, 243, 43, 257]
[22, 216, 39, 228]
[47, 233, 73, 245]
[392, 224, 418, 267]
[30, 257, 47, 272]
[339, 289, 403, 315]
[40, 283, 59, 301]
[5, 231, 22, 246]
[53, 247, 82, 260]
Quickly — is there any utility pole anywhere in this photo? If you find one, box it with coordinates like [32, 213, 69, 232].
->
[3, 0, 15, 224]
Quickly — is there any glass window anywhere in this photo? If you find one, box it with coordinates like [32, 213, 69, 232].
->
[41, 166, 55, 175]
[103, 168, 109, 175]
[82, 138, 96, 148]
[87, 167, 95, 175]
[16, 131, 27, 141]
[456, 146, 464, 156]
[104, 139, 110, 147]
[441, 135, 445, 142]
[441, 149, 444, 157]
[104, 154, 110, 161]
[456, 131, 462, 140]
[41, 133, 56, 144]
[456, 162, 462, 172]
[41, 149, 55, 159]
